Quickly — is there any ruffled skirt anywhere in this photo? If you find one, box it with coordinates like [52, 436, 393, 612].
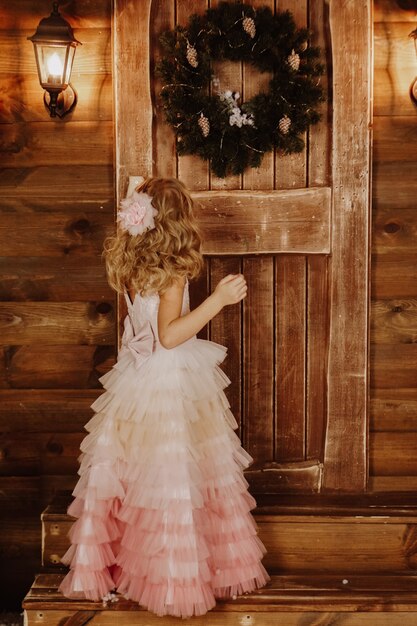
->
[58, 336, 270, 617]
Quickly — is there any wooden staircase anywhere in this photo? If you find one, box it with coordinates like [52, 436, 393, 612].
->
[23, 492, 417, 625]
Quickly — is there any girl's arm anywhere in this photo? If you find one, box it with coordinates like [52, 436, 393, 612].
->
[158, 274, 247, 349]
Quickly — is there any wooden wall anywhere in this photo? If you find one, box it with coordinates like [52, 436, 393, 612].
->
[369, 0, 417, 491]
[0, 0, 416, 610]
[0, 0, 114, 608]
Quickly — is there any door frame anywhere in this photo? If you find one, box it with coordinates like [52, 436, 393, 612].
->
[113, 0, 372, 493]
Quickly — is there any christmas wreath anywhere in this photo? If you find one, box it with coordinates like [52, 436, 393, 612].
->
[157, 1, 324, 178]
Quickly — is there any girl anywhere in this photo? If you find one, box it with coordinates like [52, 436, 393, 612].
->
[58, 177, 270, 618]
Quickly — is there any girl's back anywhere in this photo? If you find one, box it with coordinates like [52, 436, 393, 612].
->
[124, 280, 190, 344]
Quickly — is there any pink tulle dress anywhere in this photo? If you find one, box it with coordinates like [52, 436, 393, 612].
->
[58, 282, 270, 618]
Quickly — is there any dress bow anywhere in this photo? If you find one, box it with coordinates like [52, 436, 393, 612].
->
[121, 316, 154, 369]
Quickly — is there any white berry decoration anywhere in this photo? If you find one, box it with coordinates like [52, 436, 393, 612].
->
[287, 49, 300, 71]
[242, 16, 256, 39]
[186, 42, 198, 68]
[278, 115, 291, 135]
[198, 113, 210, 137]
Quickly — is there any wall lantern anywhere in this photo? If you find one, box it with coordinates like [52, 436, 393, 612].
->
[28, 2, 81, 118]
[410, 27, 417, 105]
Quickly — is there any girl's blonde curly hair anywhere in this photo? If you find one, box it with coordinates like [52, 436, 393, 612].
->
[103, 177, 204, 295]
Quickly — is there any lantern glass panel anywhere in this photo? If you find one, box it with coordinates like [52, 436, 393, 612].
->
[35, 44, 73, 88]
[64, 45, 76, 84]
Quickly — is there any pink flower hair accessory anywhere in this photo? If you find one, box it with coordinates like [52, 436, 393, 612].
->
[117, 191, 158, 236]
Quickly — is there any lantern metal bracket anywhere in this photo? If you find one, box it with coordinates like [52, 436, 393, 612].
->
[43, 83, 78, 118]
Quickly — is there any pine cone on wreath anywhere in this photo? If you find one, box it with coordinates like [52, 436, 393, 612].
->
[278, 115, 291, 135]
[186, 43, 198, 68]
[242, 16, 256, 39]
[198, 113, 210, 137]
[287, 49, 300, 71]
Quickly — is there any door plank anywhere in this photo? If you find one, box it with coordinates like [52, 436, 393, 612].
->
[176, 0, 210, 190]
[114, 0, 153, 198]
[275, 0, 307, 190]
[306, 255, 329, 459]
[322, 0, 371, 492]
[241, 0, 274, 191]
[309, 0, 331, 186]
[275, 256, 306, 462]
[210, 258, 243, 432]
[151, 0, 176, 178]
[243, 257, 274, 462]
[189, 260, 210, 340]
[209, 0, 242, 191]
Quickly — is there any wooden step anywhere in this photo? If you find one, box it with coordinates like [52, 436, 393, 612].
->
[42, 492, 417, 574]
[22, 571, 417, 625]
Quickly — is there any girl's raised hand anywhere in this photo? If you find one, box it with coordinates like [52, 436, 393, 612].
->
[213, 274, 247, 307]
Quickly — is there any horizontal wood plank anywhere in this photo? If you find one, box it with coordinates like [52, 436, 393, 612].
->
[373, 116, 417, 163]
[0, 206, 113, 258]
[370, 475, 417, 492]
[246, 461, 322, 494]
[0, 165, 113, 198]
[0, 28, 111, 75]
[373, 208, 417, 255]
[370, 432, 417, 475]
[0, 432, 83, 476]
[0, 1, 111, 29]
[371, 344, 417, 389]
[0, 475, 40, 510]
[0, 121, 113, 167]
[0, 257, 113, 301]
[21, 608, 416, 626]
[374, 68, 417, 116]
[373, 162, 417, 210]
[371, 298, 417, 344]
[21, 607, 417, 624]
[372, 255, 417, 298]
[0, 74, 113, 123]
[374, 22, 417, 71]
[0, 389, 100, 432]
[1, 345, 115, 389]
[371, 388, 417, 432]
[374, 1, 417, 22]
[26, 572, 417, 619]
[192, 188, 331, 254]
[0, 302, 115, 345]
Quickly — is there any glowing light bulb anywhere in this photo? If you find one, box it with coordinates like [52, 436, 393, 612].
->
[47, 53, 63, 83]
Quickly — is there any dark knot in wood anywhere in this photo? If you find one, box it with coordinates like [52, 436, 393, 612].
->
[384, 222, 400, 234]
[96, 302, 112, 315]
[46, 441, 63, 455]
[71, 219, 91, 234]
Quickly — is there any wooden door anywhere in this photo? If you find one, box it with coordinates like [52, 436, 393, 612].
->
[113, 0, 372, 494]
